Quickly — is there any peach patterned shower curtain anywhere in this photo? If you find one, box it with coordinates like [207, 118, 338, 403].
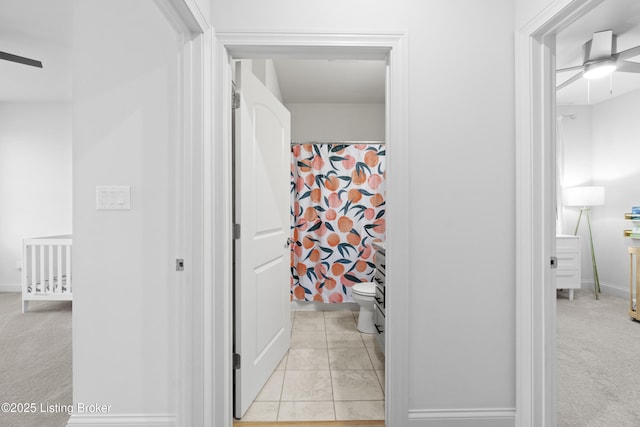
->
[290, 143, 386, 303]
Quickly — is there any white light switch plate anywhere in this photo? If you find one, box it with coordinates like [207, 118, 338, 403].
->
[96, 185, 131, 210]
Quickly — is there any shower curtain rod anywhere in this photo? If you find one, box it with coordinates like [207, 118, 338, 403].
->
[291, 140, 385, 145]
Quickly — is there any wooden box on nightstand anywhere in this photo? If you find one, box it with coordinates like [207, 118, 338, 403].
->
[556, 235, 581, 300]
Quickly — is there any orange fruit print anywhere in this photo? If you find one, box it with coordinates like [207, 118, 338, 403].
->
[290, 143, 385, 303]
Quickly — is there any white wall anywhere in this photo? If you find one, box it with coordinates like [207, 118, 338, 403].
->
[557, 106, 593, 191]
[71, 0, 179, 422]
[287, 103, 384, 142]
[0, 103, 72, 290]
[556, 105, 597, 285]
[515, 0, 555, 30]
[212, 1, 516, 424]
[591, 89, 640, 295]
[251, 59, 283, 102]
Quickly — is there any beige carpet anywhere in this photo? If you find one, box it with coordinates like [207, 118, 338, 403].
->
[557, 289, 640, 426]
[0, 292, 71, 427]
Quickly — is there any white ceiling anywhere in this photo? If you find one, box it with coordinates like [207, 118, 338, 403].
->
[0, 0, 72, 102]
[556, 0, 640, 105]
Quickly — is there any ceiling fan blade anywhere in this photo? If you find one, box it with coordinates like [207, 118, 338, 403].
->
[557, 64, 584, 73]
[616, 60, 640, 73]
[615, 45, 640, 61]
[585, 29, 614, 61]
[556, 71, 582, 91]
[0, 51, 43, 68]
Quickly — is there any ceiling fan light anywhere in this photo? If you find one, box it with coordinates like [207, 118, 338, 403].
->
[583, 61, 617, 79]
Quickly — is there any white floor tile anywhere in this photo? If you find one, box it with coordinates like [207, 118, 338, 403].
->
[332, 370, 384, 401]
[278, 401, 336, 421]
[281, 370, 333, 401]
[291, 329, 327, 348]
[293, 316, 326, 332]
[275, 352, 288, 370]
[334, 400, 384, 420]
[329, 347, 374, 370]
[240, 307, 386, 422]
[361, 332, 378, 348]
[240, 401, 279, 421]
[325, 316, 357, 332]
[255, 370, 284, 401]
[327, 330, 365, 348]
[367, 345, 385, 370]
[286, 348, 330, 371]
[324, 310, 355, 318]
[376, 369, 385, 392]
[295, 310, 324, 320]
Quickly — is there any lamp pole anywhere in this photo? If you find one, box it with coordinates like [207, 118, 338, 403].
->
[574, 206, 601, 299]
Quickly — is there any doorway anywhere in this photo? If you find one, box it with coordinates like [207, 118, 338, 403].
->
[515, 0, 608, 425]
[554, 2, 640, 424]
[232, 58, 387, 422]
[209, 32, 409, 427]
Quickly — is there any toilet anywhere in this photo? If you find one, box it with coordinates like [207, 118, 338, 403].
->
[351, 282, 377, 334]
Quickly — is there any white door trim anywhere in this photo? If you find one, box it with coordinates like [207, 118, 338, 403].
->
[154, 1, 213, 426]
[211, 31, 410, 427]
[515, 1, 603, 426]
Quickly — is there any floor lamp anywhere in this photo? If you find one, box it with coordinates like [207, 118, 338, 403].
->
[564, 186, 605, 299]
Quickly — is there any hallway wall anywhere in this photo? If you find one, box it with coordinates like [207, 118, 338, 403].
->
[287, 103, 384, 142]
[71, 0, 180, 421]
[212, 1, 516, 424]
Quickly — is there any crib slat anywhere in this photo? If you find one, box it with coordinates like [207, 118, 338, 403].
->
[66, 244, 71, 293]
[49, 244, 54, 293]
[30, 245, 36, 294]
[22, 242, 27, 294]
[40, 245, 45, 294]
[57, 245, 63, 294]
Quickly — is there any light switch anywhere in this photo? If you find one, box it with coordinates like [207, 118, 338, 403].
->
[96, 185, 131, 210]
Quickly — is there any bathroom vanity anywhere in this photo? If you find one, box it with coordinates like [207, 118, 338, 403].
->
[372, 241, 386, 354]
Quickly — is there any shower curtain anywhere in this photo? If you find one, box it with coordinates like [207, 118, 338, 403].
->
[290, 143, 386, 303]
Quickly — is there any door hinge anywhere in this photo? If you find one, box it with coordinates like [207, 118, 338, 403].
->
[232, 90, 240, 109]
[550, 256, 558, 269]
[176, 259, 184, 271]
[233, 223, 241, 239]
[233, 353, 241, 369]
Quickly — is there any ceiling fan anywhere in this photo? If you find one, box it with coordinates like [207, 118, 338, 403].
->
[556, 29, 640, 90]
[0, 51, 42, 68]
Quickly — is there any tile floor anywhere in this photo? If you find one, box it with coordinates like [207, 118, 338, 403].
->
[239, 309, 385, 422]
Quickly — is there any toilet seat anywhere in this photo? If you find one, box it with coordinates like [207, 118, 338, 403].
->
[352, 282, 376, 297]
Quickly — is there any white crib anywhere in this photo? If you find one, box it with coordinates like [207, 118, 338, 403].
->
[21, 235, 73, 313]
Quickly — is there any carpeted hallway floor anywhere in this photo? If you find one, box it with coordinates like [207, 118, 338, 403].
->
[0, 292, 71, 427]
[557, 288, 640, 426]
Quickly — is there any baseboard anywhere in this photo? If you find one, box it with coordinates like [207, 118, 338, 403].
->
[600, 281, 628, 299]
[408, 408, 516, 427]
[0, 284, 20, 292]
[582, 280, 628, 299]
[66, 413, 176, 427]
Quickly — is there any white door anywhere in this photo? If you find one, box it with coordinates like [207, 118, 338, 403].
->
[234, 61, 291, 419]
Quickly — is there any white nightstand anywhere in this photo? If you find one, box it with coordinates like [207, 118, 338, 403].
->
[556, 235, 581, 300]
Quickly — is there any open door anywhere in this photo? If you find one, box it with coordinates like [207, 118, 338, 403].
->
[233, 61, 291, 419]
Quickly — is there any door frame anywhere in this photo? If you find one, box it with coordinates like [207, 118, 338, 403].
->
[156, 1, 213, 426]
[515, 0, 603, 425]
[210, 31, 409, 427]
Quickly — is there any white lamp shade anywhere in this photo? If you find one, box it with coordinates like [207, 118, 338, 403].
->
[564, 186, 605, 207]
